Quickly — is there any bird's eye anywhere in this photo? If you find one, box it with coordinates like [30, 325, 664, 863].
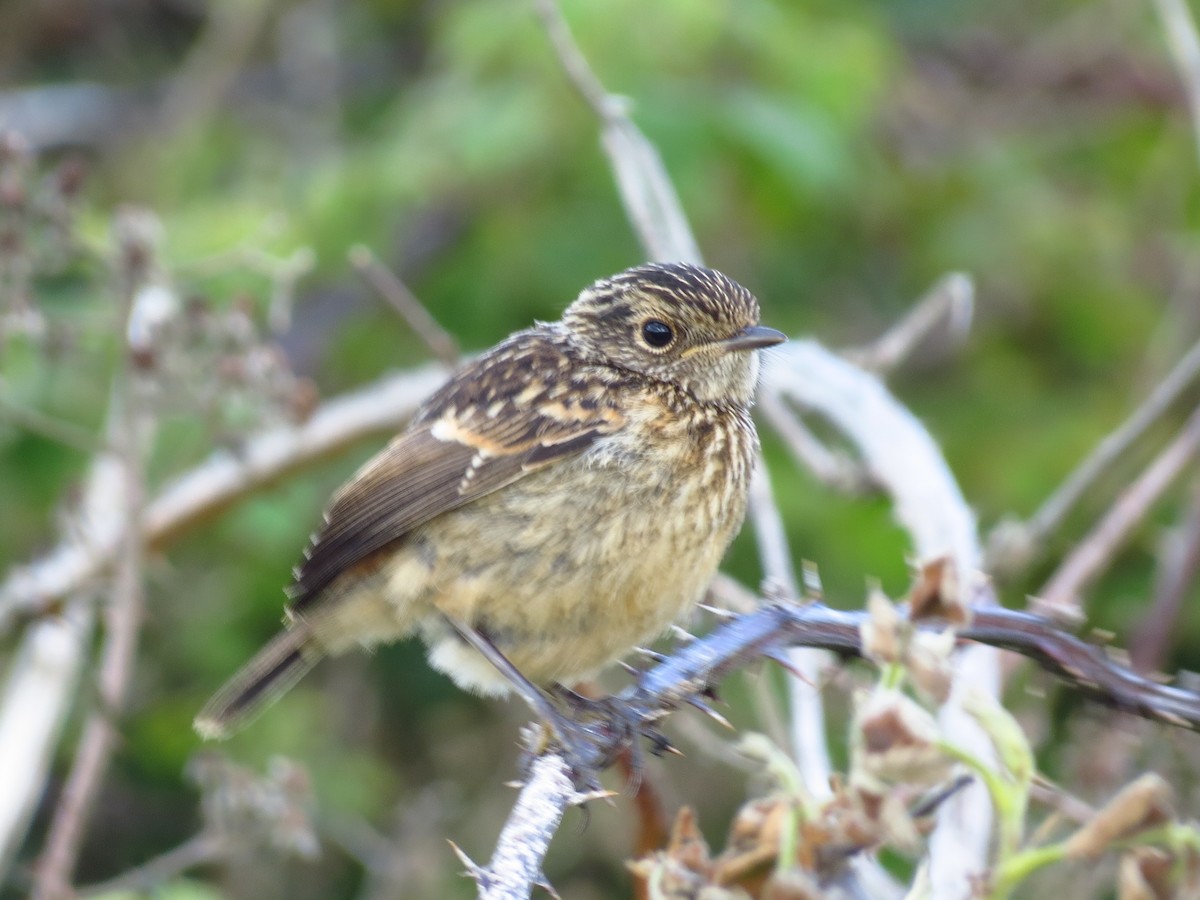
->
[640, 319, 675, 348]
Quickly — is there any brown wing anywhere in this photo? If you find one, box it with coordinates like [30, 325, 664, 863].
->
[289, 330, 626, 612]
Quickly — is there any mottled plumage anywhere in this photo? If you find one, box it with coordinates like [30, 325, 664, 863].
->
[195, 262, 784, 739]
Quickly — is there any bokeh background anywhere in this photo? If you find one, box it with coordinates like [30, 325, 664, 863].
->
[1, 0, 1199, 897]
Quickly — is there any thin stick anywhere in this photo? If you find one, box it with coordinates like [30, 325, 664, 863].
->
[1154, 0, 1200, 170]
[757, 390, 873, 492]
[34, 231, 151, 900]
[0, 392, 104, 454]
[77, 832, 223, 897]
[530, 0, 611, 118]
[1037, 404, 1200, 619]
[467, 753, 580, 899]
[349, 246, 459, 368]
[1129, 480, 1200, 671]
[845, 272, 975, 374]
[531, 0, 701, 265]
[747, 460, 833, 797]
[991, 336, 1200, 575]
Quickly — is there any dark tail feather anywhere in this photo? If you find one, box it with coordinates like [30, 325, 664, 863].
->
[194, 627, 321, 740]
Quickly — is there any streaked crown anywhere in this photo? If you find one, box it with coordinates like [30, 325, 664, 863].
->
[562, 262, 777, 405]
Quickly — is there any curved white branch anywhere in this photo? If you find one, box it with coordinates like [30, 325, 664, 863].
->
[762, 340, 998, 900]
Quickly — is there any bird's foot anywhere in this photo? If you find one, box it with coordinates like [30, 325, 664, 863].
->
[537, 687, 675, 792]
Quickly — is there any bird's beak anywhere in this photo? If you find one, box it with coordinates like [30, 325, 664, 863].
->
[720, 325, 787, 352]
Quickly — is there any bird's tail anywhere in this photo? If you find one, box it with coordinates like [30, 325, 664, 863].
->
[194, 626, 321, 740]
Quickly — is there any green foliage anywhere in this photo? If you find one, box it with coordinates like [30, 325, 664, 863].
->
[1, 0, 1198, 896]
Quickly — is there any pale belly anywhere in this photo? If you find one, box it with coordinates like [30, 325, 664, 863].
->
[314, 410, 756, 696]
[418, 429, 749, 693]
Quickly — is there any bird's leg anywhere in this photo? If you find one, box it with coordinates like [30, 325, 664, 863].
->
[549, 683, 678, 790]
[443, 617, 626, 785]
[551, 685, 672, 752]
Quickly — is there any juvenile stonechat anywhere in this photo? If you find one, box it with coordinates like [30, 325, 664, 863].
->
[196, 262, 785, 745]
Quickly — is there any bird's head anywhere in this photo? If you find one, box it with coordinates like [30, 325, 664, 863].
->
[562, 262, 785, 405]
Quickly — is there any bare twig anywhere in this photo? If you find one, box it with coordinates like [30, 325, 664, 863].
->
[1154, 0, 1200, 170]
[464, 753, 581, 900]
[1037, 404, 1200, 619]
[0, 389, 105, 454]
[32, 446, 144, 900]
[757, 390, 874, 493]
[158, 0, 277, 139]
[0, 600, 94, 877]
[1130, 480, 1200, 671]
[77, 832, 224, 898]
[1029, 777, 1096, 828]
[636, 600, 1200, 738]
[349, 245, 459, 367]
[844, 272, 975, 374]
[531, 0, 701, 265]
[34, 212, 155, 900]
[747, 461, 833, 798]
[988, 335, 1200, 576]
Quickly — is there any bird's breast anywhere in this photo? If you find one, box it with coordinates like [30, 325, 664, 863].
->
[415, 398, 758, 686]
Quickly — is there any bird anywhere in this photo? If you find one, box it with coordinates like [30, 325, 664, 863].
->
[194, 261, 785, 754]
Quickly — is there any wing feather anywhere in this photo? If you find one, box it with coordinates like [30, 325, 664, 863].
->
[289, 331, 625, 612]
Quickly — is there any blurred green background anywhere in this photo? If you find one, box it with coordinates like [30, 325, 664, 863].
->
[1, 0, 1198, 896]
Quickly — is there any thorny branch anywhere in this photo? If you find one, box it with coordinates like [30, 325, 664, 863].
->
[629, 601, 1200, 736]
[457, 587, 1200, 894]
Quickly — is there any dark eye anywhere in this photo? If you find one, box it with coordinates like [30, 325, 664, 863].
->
[641, 319, 674, 348]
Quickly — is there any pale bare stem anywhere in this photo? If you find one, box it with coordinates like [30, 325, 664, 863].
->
[469, 753, 578, 900]
[988, 335, 1200, 577]
[757, 390, 874, 493]
[1154, 0, 1200, 169]
[843, 272, 975, 374]
[748, 460, 833, 795]
[0, 599, 93, 877]
[1129, 479, 1200, 671]
[33, 216, 153, 900]
[32, 420, 146, 900]
[349, 245, 460, 367]
[1029, 777, 1095, 828]
[76, 832, 224, 898]
[1036, 405, 1200, 621]
[0, 366, 441, 892]
[531, 0, 702, 265]
[529, 0, 610, 118]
